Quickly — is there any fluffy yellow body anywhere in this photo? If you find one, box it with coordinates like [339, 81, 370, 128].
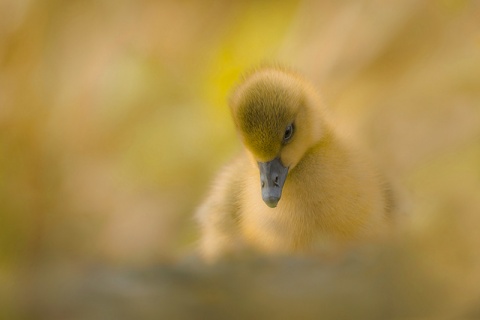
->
[196, 67, 394, 261]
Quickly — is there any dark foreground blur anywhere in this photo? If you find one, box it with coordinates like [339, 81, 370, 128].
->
[1, 0, 479, 318]
[9, 244, 480, 319]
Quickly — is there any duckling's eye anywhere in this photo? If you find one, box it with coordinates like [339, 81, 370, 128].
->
[283, 124, 294, 143]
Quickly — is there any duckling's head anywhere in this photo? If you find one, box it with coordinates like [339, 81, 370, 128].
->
[230, 67, 326, 208]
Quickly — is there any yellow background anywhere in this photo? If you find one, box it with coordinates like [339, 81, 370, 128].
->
[1, 1, 479, 314]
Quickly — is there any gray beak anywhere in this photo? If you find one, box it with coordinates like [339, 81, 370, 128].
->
[258, 157, 289, 208]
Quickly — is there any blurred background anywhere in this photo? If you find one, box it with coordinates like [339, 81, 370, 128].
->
[1, 0, 479, 318]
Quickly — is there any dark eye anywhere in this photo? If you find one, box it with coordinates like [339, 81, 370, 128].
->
[283, 123, 294, 142]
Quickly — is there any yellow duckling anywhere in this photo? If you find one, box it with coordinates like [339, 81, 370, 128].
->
[196, 66, 394, 261]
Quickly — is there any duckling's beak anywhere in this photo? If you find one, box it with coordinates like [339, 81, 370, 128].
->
[258, 157, 289, 208]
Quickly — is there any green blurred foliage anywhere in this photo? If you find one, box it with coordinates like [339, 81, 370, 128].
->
[0, 0, 480, 317]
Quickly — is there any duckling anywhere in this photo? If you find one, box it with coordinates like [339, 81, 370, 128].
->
[196, 66, 394, 262]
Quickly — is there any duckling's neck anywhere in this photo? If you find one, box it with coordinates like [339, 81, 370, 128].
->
[290, 127, 335, 176]
[283, 127, 346, 208]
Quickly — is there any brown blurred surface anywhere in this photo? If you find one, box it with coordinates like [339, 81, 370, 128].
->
[1, 0, 479, 318]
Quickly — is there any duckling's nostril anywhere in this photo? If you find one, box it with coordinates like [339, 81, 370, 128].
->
[261, 181, 265, 188]
[274, 175, 279, 186]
